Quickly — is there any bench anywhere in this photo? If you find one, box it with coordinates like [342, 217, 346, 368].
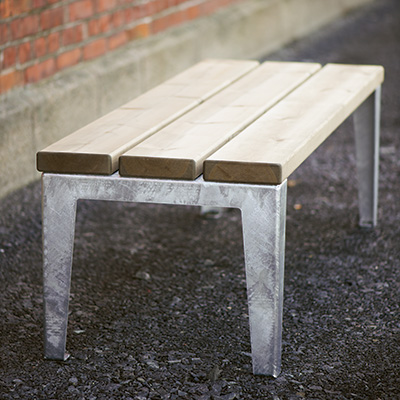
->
[37, 59, 384, 377]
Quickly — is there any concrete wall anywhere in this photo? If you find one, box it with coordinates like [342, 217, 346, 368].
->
[0, 0, 374, 198]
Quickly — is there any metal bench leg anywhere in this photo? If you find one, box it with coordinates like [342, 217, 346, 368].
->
[353, 86, 381, 228]
[42, 174, 77, 360]
[240, 181, 287, 376]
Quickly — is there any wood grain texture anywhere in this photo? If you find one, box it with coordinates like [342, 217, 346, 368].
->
[119, 62, 321, 179]
[204, 63, 384, 184]
[36, 59, 259, 174]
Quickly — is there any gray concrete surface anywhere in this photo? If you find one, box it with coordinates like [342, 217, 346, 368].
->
[0, 0, 399, 398]
[0, 0, 374, 199]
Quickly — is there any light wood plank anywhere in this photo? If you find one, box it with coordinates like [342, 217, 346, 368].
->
[37, 59, 259, 174]
[203, 64, 384, 184]
[119, 62, 321, 179]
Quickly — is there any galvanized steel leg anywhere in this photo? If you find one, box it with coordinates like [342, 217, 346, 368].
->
[353, 86, 381, 228]
[40, 173, 288, 375]
[42, 175, 77, 360]
[241, 181, 287, 376]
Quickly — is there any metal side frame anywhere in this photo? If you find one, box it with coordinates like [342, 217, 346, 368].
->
[42, 173, 287, 377]
[353, 85, 381, 228]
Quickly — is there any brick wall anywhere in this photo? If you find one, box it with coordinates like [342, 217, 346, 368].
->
[0, 0, 242, 95]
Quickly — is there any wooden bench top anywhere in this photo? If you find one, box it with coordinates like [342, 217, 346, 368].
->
[36, 59, 258, 175]
[37, 60, 384, 184]
[204, 63, 384, 184]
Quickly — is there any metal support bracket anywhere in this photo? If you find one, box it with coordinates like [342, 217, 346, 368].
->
[42, 173, 287, 377]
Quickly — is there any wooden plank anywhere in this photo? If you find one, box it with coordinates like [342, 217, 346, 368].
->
[204, 63, 384, 185]
[36, 59, 259, 174]
[119, 62, 321, 179]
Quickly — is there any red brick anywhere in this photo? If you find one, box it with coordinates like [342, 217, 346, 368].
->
[151, 10, 185, 34]
[33, 0, 61, 8]
[32, 0, 46, 8]
[137, 22, 150, 38]
[98, 14, 111, 33]
[126, 22, 150, 40]
[87, 19, 99, 36]
[0, 70, 23, 94]
[201, 0, 219, 15]
[40, 7, 64, 30]
[34, 37, 47, 58]
[2, 46, 17, 68]
[151, 14, 168, 34]
[108, 31, 127, 50]
[187, 4, 200, 20]
[10, 15, 39, 39]
[69, 0, 94, 21]
[62, 24, 83, 45]
[150, 0, 159, 13]
[47, 32, 60, 53]
[124, 6, 141, 23]
[95, 0, 116, 13]
[0, 0, 11, 18]
[170, 9, 185, 26]
[153, 0, 169, 13]
[218, 0, 230, 7]
[18, 41, 32, 64]
[8, 0, 31, 16]
[24, 63, 40, 83]
[0, 23, 9, 45]
[142, 2, 156, 16]
[201, 0, 234, 15]
[24, 58, 56, 83]
[83, 38, 106, 60]
[56, 48, 81, 69]
[111, 10, 124, 28]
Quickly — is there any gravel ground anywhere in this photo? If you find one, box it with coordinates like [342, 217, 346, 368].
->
[0, 0, 399, 398]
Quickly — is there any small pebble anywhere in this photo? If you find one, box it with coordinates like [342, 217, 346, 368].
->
[208, 365, 221, 383]
[170, 296, 182, 306]
[135, 271, 151, 281]
[146, 360, 160, 370]
[68, 385, 80, 394]
[309, 385, 323, 391]
[69, 376, 78, 385]
[221, 394, 238, 400]
[211, 382, 222, 395]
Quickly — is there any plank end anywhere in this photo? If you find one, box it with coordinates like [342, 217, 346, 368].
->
[119, 155, 197, 180]
[203, 160, 283, 185]
[36, 151, 113, 175]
